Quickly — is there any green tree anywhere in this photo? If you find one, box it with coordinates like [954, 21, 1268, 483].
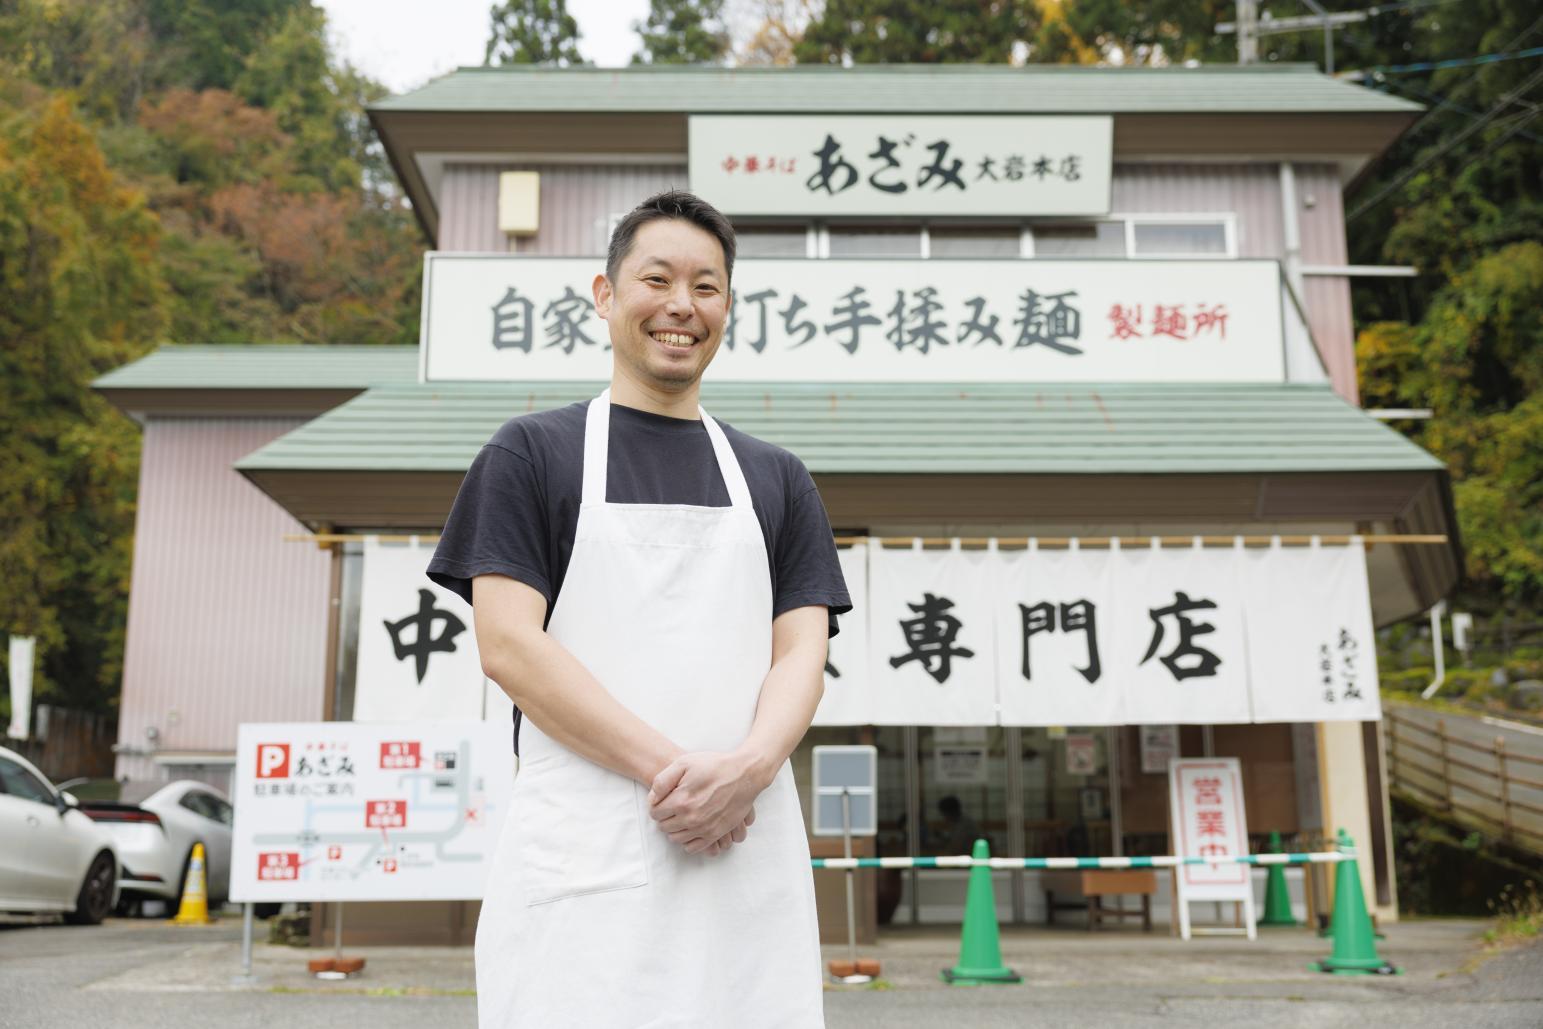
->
[0, 0, 426, 722]
[1030, 0, 1234, 65]
[1358, 243, 1543, 605]
[794, 0, 1032, 64]
[0, 0, 154, 120]
[736, 0, 812, 66]
[144, 0, 303, 94]
[0, 91, 167, 713]
[234, 3, 363, 192]
[484, 0, 585, 66]
[632, 0, 730, 65]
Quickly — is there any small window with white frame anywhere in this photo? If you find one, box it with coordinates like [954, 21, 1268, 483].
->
[1029, 220, 1126, 257]
[927, 224, 1022, 258]
[1128, 217, 1233, 257]
[734, 223, 811, 258]
[1029, 216, 1233, 258]
[825, 223, 924, 258]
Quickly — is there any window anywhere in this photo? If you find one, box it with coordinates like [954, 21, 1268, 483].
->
[827, 224, 923, 258]
[928, 226, 1022, 258]
[179, 791, 219, 821]
[735, 224, 809, 258]
[0, 758, 55, 805]
[1030, 221, 1125, 257]
[1131, 221, 1229, 256]
[1031, 218, 1231, 258]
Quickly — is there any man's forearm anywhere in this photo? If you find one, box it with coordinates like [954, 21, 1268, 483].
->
[733, 606, 828, 790]
[487, 624, 681, 785]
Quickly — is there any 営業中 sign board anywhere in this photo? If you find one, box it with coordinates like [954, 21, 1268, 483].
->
[230, 721, 514, 902]
[1168, 756, 1255, 940]
[688, 115, 1112, 217]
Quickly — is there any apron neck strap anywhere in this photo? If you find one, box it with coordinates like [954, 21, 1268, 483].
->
[699, 405, 753, 509]
[581, 389, 612, 503]
[582, 389, 753, 510]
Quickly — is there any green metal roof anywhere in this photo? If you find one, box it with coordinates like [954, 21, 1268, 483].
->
[234, 381, 1443, 476]
[372, 64, 1421, 116]
[92, 344, 419, 391]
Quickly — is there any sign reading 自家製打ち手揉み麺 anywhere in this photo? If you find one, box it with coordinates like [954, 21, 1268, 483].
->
[688, 115, 1112, 217]
[421, 255, 1286, 384]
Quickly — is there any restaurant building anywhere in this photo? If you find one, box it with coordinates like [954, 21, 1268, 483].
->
[95, 64, 1458, 943]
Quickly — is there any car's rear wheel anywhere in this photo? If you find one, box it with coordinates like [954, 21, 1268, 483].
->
[64, 852, 115, 925]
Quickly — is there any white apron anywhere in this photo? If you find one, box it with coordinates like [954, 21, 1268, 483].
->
[475, 391, 824, 1029]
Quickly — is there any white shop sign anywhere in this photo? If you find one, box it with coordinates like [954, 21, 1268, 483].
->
[688, 115, 1112, 216]
[421, 254, 1285, 385]
[815, 538, 1380, 728]
[230, 721, 514, 902]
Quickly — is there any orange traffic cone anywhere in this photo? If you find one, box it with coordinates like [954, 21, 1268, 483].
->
[169, 842, 215, 925]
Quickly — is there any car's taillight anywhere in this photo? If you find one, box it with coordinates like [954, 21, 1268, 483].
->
[85, 807, 164, 828]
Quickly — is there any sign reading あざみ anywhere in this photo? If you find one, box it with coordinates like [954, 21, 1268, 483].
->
[689, 115, 1112, 217]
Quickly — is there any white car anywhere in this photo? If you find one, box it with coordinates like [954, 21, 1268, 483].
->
[0, 746, 121, 924]
[82, 780, 233, 910]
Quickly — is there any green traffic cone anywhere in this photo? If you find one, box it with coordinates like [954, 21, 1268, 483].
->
[1309, 830, 1399, 975]
[940, 838, 1021, 985]
[1258, 831, 1297, 928]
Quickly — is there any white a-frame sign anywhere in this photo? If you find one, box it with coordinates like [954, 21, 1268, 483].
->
[1168, 757, 1256, 941]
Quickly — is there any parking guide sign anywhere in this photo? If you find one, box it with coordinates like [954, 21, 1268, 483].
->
[232, 721, 514, 902]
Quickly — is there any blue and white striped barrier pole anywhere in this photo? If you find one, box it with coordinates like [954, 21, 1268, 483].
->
[811, 851, 1352, 871]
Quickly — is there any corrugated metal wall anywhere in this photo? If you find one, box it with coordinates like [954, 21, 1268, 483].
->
[439, 163, 689, 254]
[1294, 164, 1358, 402]
[1111, 162, 1284, 257]
[114, 418, 332, 783]
[1113, 162, 1355, 400]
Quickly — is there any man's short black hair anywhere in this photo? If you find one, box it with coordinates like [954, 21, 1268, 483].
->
[605, 189, 737, 285]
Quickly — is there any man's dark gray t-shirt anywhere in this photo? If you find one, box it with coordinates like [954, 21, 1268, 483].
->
[427, 400, 852, 750]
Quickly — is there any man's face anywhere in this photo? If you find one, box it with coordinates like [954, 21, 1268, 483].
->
[594, 218, 731, 392]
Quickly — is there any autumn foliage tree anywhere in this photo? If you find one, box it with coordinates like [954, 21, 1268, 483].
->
[0, 1, 422, 718]
[0, 92, 167, 712]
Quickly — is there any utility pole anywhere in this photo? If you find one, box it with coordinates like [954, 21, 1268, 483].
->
[1218, 1, 1372, 74]
[1236, 0, 1259, 65]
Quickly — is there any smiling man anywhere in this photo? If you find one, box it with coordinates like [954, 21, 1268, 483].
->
[427, 190, 849, 1028]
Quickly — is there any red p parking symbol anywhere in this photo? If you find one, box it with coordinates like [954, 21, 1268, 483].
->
[256, 743, 291, 779]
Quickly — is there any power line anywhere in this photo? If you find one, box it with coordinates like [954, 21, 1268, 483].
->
[1369, 76, 1543, 145]
[1334, 7, 1543, 84]
[1469, 106, 1543, 167]
[1353, 43, 1543, 76]
[1348, 62, 1543, 222]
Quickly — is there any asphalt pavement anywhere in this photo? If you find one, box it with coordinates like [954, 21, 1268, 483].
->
[2, 909, 1539, 1028]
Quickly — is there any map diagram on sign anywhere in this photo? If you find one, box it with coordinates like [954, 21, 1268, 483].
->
[232, 722, 513, 902]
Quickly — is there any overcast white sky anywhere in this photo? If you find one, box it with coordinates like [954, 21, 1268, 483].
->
[317, 0, 678, 94]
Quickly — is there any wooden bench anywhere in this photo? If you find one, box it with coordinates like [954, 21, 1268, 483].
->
[1043, 869, 1157, 931]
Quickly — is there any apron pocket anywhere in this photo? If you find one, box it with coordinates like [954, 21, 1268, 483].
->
[516, 752, 650, 906]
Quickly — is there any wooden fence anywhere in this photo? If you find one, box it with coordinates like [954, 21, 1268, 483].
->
[6, 704, 117, 782]
[1384, 700, 1543, 856]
